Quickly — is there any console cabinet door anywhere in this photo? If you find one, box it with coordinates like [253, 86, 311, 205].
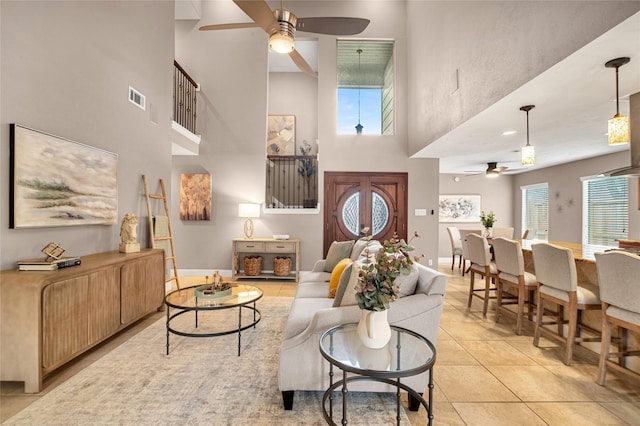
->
[120, 253, 164, 324]
[42, 276, 89, 370]
[144, 252, 165, 313]
[87, 267, 120, 345]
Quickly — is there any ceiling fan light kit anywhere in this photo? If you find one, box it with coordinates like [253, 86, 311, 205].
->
[520, 105, 536, 167]
[199, 0, 369, 78]
[269, 8, 296, 54]
[605, 57, 631, 145]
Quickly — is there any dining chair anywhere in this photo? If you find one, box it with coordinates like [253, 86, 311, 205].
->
[492, 227, 514, 239]
[492, 237, 538, 335]
[446, 226, 463, 271]
[594, 250, 640, 386]
[466, 233, 498, 318]
[460, 229, 482, 276]
[531, 243, 601, 365]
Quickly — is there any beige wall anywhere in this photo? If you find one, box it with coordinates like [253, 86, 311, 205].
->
[406, 1, 640, 154]
[0, 1, 174, 270]
[438, 173, 514, 258]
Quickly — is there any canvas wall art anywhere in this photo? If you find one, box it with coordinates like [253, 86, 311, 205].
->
[179, 173, 212, 221]
[10, 124, 118, 229]
[439, 195, 481, 222]
[267, 115, 295, 155]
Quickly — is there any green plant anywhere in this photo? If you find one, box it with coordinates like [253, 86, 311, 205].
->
[354, 232, 420, 311]
[480, 211, 496, 228]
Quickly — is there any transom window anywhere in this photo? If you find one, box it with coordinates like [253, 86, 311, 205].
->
[337, 40, 394, 135]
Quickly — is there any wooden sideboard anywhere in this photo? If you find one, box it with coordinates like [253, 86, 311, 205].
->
[232, 238, 300, 282]
[0, 249, 165, 393]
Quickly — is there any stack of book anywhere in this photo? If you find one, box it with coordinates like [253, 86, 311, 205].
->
[17, 256, 81, 271]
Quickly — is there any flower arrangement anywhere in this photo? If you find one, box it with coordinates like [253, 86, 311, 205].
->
[480, 211, 496, 228]
[354, 232, 421, 311]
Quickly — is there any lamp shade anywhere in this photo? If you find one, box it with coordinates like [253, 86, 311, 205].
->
[238, 203, 260, 218]
[269, 33, 294, 54]
[608, 114, 630, 145]
[521, 144, 535, 167]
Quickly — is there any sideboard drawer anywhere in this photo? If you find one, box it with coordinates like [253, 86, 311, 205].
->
[236, 241, 265, 252]
[266, 242, 296, 253]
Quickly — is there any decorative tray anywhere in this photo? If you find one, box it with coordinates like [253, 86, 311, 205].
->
[194, 284, 232, 300]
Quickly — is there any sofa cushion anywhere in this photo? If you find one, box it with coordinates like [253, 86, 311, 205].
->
[350, 239, 369, 260]
[329, 258, 353, 298]
[333, 262, 360, 307]
[295, 281, 331, 298]
[324, 240, 355, 272]
[396, 263, 420, 297]
[299, 271, 330, 284]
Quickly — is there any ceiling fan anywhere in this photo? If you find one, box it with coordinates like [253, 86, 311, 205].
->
[465, 162, 509, 178]
[199, 0, 370, 78]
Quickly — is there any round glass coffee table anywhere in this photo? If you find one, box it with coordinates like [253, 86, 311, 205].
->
[164, 283, 262, 356]
[319, 323, 436, 426]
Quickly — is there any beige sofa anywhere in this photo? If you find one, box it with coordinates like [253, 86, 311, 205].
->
[278, 239, 448, 410]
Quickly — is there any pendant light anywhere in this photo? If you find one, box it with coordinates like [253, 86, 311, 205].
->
[520, 105, 535, 167]
[355, 49, 363, 134]
[605, 57, 631, 145]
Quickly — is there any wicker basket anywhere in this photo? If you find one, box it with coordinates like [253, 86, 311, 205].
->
[243, 256, 262, 276]
[274, 256, 292, 277]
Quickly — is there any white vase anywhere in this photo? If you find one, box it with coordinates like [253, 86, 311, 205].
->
[484, 227, 493, 238]
[357, 309, 391, 349]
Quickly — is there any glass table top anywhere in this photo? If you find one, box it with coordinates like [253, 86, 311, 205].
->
[164, 284, 262, 310]
[319, 323, 436, 377]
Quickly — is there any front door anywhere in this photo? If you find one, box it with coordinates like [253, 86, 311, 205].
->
[324, 172, 408, 256]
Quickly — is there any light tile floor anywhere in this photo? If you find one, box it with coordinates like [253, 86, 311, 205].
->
[1, 265, 639, 424]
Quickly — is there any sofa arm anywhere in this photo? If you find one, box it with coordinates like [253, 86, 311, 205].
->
[415, 263, 447, 296]
[311, 259, 327, 272]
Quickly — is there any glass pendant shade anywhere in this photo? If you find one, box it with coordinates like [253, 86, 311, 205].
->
[608, 114, 630, 145]
[521, 144, 535, 166]
[269, 33, 294, 54]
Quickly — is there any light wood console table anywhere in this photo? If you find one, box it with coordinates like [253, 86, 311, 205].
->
[232, 238, 300, 282]
[0, 249, 165, 393]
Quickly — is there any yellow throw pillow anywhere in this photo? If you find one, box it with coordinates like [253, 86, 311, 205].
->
[329, 258, 353, 298]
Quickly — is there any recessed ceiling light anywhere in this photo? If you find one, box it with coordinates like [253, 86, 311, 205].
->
[502, 130, 517, 136]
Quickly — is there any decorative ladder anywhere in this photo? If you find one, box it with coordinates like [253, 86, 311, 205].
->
[142, 175, 180, 290]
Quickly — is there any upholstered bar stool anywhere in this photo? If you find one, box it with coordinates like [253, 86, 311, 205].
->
[446, 226, 463, 271]
[467, 233, 498, 318]
[492, 237, 538, 335]
[595, 251, 640, 386]
[531, 243, 602, 365]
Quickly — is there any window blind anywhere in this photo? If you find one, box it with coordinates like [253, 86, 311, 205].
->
[583, 177, 628, 246]
[522, 183, 548, 240]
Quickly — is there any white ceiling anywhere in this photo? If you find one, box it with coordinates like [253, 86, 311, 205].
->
[413, 12, 640, 175]
[268, 39, 318, 73]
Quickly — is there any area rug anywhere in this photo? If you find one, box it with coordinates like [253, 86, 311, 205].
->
[3, 297, 409, 425]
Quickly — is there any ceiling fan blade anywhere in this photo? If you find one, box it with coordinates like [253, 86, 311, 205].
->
[288, 49, 317, 78]
[296, 17, 370, 35]
[233, 0, 277, 33]
[199, 22, 260, 31]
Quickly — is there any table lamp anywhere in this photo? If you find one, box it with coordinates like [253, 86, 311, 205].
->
[238, 203, 260, 238]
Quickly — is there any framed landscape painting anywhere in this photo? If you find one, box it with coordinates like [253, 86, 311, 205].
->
[10, 124, 118, 228]
[267, 115, 295, 155]
[438, 195, 481, 222]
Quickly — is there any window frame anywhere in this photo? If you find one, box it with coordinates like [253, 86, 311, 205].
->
[581, 175, 628, 249]
[521, 182, 549, 241]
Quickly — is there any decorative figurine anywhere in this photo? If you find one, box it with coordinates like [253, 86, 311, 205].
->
[119, 213, 140, 253]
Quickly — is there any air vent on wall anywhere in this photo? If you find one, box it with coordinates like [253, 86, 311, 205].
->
[128, 86, 145, 110]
